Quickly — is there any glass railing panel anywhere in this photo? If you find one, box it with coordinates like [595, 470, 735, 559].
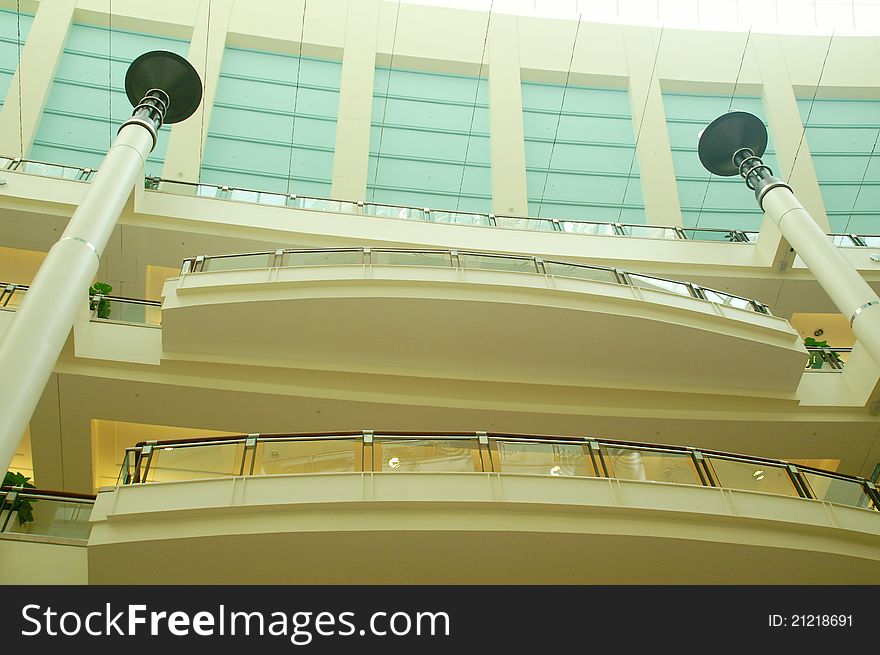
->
[145, 442, 245, 483]
[364, 204, 426, 221]
[202, 253, 273, 272]
[15, 160, 87, 181]
[254, 439, 357, 475]
[0, 285, 26, 309]
[699, 288, 756, 312]
[601, 446, 702, 485]
[619, 225, 679, 240]
[292, 197, 358, 214]
[227, 188, 286, 206]
[544, 261, 618, 284]
[493, 440, 595, 477]
[801, 470, 872, 509]
[495, 216, 557, 232]
[96, 300, 161, 326]
[859, 235, 880, 247]
[559, 220, 616, 236]
[0, 156, 13, 169]
[628, 273, 692, 297]
[372, 250, 452, 268]
[806, 348, 848, 370]
[2, 496, 92, 540]
[706, 457, 800, 497]
[830, 234, 860, 247]
[429, 211, 491, 227]
[283, 250, 364, 267]
[743, 231, 759, 243]
[459, 253, 539, 273]
[681, 228, 743, 242]
[375, 438, 480, 473]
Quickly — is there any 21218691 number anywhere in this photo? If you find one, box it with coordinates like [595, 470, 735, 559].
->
[769, 615, 852, 627]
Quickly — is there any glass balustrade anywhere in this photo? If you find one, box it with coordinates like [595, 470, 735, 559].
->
[805, 347, 850, 370]
[8, 157, 880, 252]
[179, 248, 772, 315]
[1, 282, 160, 326]
[116, 431, 880, 513]
[0, 489, 94, 540]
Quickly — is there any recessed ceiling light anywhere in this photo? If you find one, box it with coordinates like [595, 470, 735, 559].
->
[753, 469, 765, 481]
[388, 457, 401, 469]
[163, 447, 174, 451]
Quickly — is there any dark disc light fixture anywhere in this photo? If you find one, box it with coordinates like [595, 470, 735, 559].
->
[125, 50, 203, 126]
[698, 110, 768, 177]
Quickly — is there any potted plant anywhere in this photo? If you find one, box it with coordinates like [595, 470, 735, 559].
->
[2, 470, 36, 525]
[89, 281, 112, 319]
[804, 336, 843, 369]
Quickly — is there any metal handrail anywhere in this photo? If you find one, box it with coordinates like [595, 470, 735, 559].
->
[117, 429, 880, 512]
[805, 346, 852, 370]
[5, 155, 880, 245]
[179, 246, 773, 315]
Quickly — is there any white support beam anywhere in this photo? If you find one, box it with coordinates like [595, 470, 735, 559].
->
[0, 0, 76, 157]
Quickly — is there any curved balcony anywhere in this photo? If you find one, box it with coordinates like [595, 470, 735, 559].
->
[88, 432, 880, 584]
[161, 247, 806, 393]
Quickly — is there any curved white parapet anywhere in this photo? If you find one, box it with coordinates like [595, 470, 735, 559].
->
[88, 473, 880, 584]
[161, 262, 807, 394]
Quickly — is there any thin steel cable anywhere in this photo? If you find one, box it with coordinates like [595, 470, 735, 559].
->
[453, 1, 493, 212]
[369, 0, 402, 202]
[787, 29, 835, 184]
[693, 25, 751, 229]
[15, 0, 23, 157]
[535, 13, 582, 218]
[617, 23, 665, 224]
[842, 37, 880, 234]
[198, 0, 211, 184]
[285, 1, 308, 196]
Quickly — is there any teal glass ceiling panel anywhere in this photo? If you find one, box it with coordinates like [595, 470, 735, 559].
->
[797, 97, 880, 234]
[368, 67, 491, 212]
[664, 93, 779, 230]
[201, 47, 341, 198]
[29, 23, 188, 176]
[522, 82, 644, 223]
[0, 9, 32, 110]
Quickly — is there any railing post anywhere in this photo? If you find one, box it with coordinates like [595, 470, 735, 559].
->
[587, 439, 609, 478]
[786, 464, 812, 499]
[243, 434, 259, 476]
[362, 430, 374, 473]
[688, 448, 714, 487]
[476, 431, 491, 472]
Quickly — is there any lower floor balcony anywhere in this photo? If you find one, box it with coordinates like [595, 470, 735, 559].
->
[77, 431, 880, 584]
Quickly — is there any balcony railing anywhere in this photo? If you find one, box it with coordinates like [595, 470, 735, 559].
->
[1, 156, 94, 182]
[180, 246, 773, 315]
[0, 282, 161, 326]
[805, 346, 851, 370]
[118, 430, 880, 513]
[5, 155, 880, 249]
[0, 487, 95, 541]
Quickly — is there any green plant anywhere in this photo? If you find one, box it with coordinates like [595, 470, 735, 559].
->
[89, 281, 112, 319]
[804, 337, 843, 369]
[2, 470, 36, 524]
